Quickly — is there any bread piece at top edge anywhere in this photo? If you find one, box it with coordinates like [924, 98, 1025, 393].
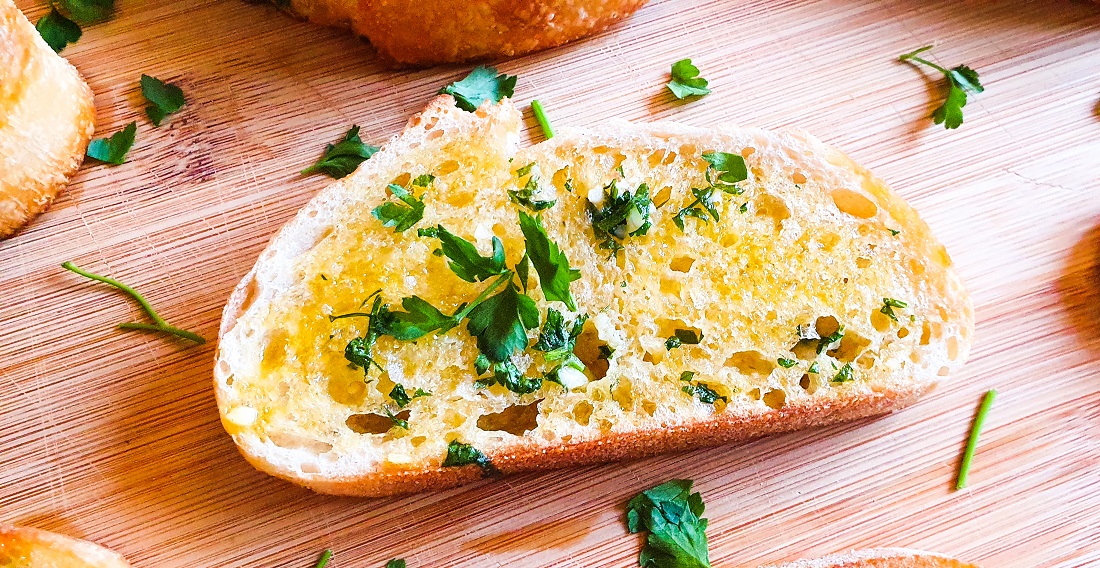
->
[214, 95, 973, 497]
[0, 0, 96, 239]
[761, 548, 979, 568]
[278, 0, 649, 66]
[0, 525, 131, 568]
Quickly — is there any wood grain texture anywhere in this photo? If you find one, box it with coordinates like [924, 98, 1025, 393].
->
[1, 0, 1098, 566]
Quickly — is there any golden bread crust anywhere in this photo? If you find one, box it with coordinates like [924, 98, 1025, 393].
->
[215, 96, 972, 497]
[0, 525, 130, 568]
[761, 548, 979, 568]
[283, 0, 649, 65]
[0, 0, 95, 239]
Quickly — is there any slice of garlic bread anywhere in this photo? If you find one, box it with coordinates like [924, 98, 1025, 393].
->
[215, 96, 972, 496]
[0, 0, 96, 238]
[763, 548, 978, 568]
[0, 526, 131, 568]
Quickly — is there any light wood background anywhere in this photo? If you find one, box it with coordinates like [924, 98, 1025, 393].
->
[2, 0, 1099, 566]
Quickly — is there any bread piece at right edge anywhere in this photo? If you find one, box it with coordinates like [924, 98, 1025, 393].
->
[761, 548, 979, 568]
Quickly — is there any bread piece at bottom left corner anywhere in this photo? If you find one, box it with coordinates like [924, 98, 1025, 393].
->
[0, 525, 131, 568]
[0, 0, 96, 239]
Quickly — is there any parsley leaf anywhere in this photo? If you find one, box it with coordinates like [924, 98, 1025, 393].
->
[389, 384, 430, 408]
[679, 371, 695, 382]
[682, 382, 726, 405]
[817, 325, 845, 354]
[385, 560, 406, 568]
[58, 0, 114, 24]
[701, 152, 748, 187]
[476, 359, 543, 395]
[383, 295, 458, 340]
[777, 358, 797, 368]
[140, 74, 185, 126]
[86, 122, 137, 165]
[516, 252, 530, 292]
[332, 291, 390, 377]
[667, 59, 711, 100]
[832, 362, 855, 383]
[383, 407, 409, 430]
[808, 361, 820, 374]
[373, 183, 426, 232]
[301, 125, 379, 178]
[899, 46, 984, 129]
[588, 181, 653, 256]
[439, 65, 517, 112]
[665, 329, 702, 351]
[518, 211, 581, 310]
[626, 479, 711, 568]
[442, 440, 498, 475]
[509, 162, 555, 211]
[881, 298, 908, 322]
[534, 308, 587, 381]
[466, 283, 539, 362]
[36, 8, 81, 53]
[418, 225, 506, 282]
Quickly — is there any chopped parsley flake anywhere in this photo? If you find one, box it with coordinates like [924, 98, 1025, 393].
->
[881, 298, 908, 322]
[665, 329, 702, 351]
[831, 363, 855, 383]
[666, 59, 711, 99]
[442, 440, 498, 476]
[439, 65, 517, 112]
[372, 183, 426, 233]
[140, 74, 185, 126]
[301, 125, 378, 178]
[777, 358, 797, 368]
[626, 479, 712, 568]
[509, 162, 555, 211]
[588, 180, 653, 256]
[86, 122, 137, 166]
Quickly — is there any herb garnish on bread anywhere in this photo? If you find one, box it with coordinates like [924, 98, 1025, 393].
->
[215, 95, 972, 496]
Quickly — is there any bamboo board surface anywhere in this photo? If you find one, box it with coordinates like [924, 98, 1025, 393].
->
[2, 0, 1100, 566]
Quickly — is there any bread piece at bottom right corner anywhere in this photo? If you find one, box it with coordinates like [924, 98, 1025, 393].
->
[760, 547, 979, 568]
[214, 97, 974, 497]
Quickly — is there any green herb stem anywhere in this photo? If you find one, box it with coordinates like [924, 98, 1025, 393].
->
[956, 389, 997, 490]
[314, 549, 333, 568]
[452, 271, 513, 322]
[62, 261, 206, 344]
[530, 99, 554, 139]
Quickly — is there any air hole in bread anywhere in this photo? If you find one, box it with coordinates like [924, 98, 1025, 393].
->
[551, 167, 570, 191]
[747, 387, 762, 401]
[910, 351, 923, 364]
[856, 257, 871, 269]
[935, 245, 952, 268]
[755, 194, 790, 228]
[597, 419, 613, 433]
[640, 399, 657, 416]
[909, 258, 926, 276]
[660, 277, 682, 296]
[573, 322, 610, 380]
[920, 322, 932, 345]
[831, 189, 878, 219]
[937, 366, 950, 376]
[652, 185, 673, 208]
[792, 172, 807, 185]
[647, 150, 668, 168]
[946, 335, 960, 360]
[442, 187, 473, 207]
[476, 401, 540, 436]
[572, 400, 594, 426]
[726, 351, 776, 376]
[720, 233, 739, 248]
[307, 208, 319, 218]
[856, 351, 877, 369]
[269, 431, 334, 453]
[328, 374, 368, 406]
[799, 374, 816, 393]
[871, 309, 892, 332]
[897, 327, 910, 339]
[816, 232, 841, 252]
[346, 411, 410, 435]
[443, 409, 466, 428]
[828, 330, 869, 363]
[612, 379, 635, 410]
[475, 108, 489, 118]
[426, 129, 445, 141]
[423, 116, 439, 130]
[436, 160, 459, 175]
[681, 145, 697, 157]
[410, 436, 426, 447]
[741, 147, 756, 158]
[391, 172, 411, 187]
[224, 375, 234, 386]
[260, 332, 288, 373]
[492, 222, 508, 238]
[670, 256, 695, 273]
[763, 388, 787, 409]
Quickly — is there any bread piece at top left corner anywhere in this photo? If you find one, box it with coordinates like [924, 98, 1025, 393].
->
[0, 525, 131, 567]
[0, 0, 95, 239]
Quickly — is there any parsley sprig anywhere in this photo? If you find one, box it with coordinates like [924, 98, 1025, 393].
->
[373, 179, 428, 233]
[674, 152, 749, 231]
[667, 59, 711, 100]
[588, 181, 653, 256]
[519, 211, 580, 310]
[626, 479, 712, 568]
[140, 74, 185, 126]
[418, 225, 506, 282]
[86, 122, 137, 165]
[439, 65, 517, 112]
[36, 9, 81, 52]
[301, 125, 379, 179]
[509, 163, 555, 211]
[61, 261, 206, 344]
[899, 46, 984, 129]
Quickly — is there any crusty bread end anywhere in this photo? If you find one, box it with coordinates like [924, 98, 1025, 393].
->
[762, 548, 979, 568]
[0, 525, 130, 568]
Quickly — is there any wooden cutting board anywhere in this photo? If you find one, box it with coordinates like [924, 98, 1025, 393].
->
[2, 0, 1099, 566]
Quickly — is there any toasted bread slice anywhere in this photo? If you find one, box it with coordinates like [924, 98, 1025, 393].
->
[214, 96, 972, 496]
[762, 548, 978, 568]
[0, 525, 130, 567]
[277, 0, 649, 66]
[0, 0, 96, 239]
